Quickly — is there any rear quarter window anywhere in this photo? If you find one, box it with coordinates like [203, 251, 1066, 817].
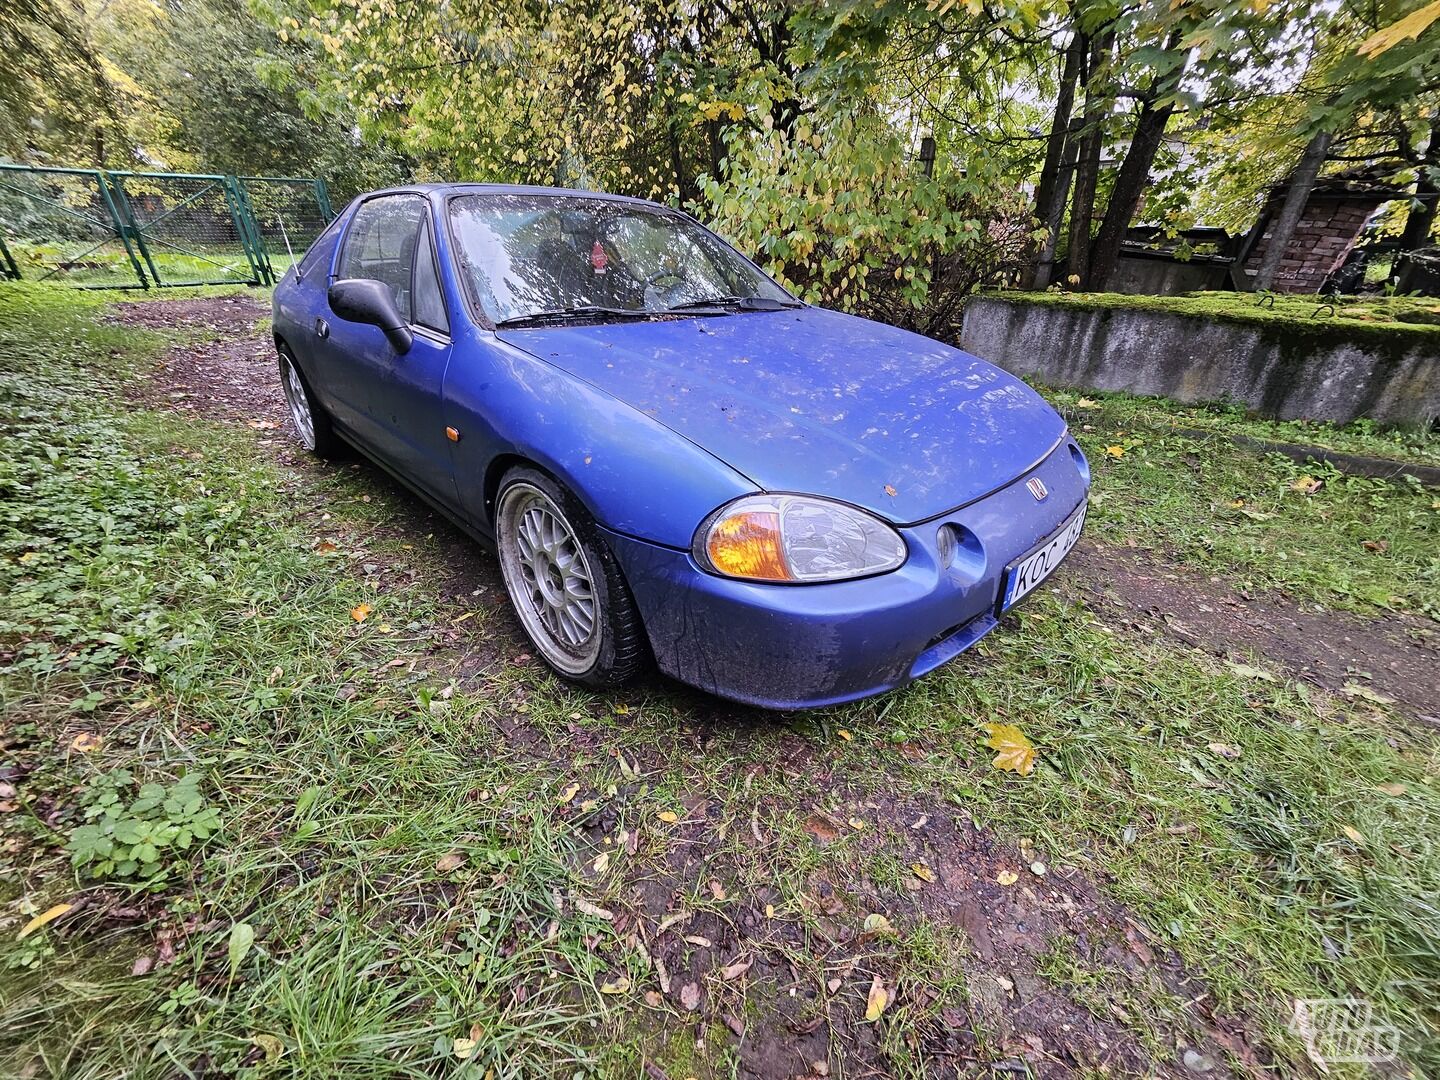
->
[296, 215, 345, 279]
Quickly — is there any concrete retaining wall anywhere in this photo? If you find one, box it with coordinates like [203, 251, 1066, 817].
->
[960, 296, 1440, 428]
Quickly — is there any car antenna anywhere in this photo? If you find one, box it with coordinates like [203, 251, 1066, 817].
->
[277, 216, 296, 279]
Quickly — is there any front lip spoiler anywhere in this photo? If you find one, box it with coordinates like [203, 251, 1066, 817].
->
[891, 428, 1071, 529]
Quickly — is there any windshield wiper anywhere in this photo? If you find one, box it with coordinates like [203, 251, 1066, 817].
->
[495, 305, 656, 328]
[666, 295, 804, 313]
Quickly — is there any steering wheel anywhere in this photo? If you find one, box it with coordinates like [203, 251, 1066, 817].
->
[644, 266, 688, 307]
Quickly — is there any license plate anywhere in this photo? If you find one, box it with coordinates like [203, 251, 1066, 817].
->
[1001, 503, 1086, 612]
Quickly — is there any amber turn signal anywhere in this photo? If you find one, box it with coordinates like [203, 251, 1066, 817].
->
[705, 510, 792, 581]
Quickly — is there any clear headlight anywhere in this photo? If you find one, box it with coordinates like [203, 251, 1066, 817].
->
[695, 494, 907, 583]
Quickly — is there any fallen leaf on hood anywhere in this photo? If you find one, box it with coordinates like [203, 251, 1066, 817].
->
[884, 484, 897, 497]
[982, 723, 1036, 776]
[350, 603, 371, 622]
[865, 975, 890, 1021]
[18, 903, 72, 940]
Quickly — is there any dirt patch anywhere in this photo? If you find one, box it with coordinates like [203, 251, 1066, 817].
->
[573, 779, 1262, 1078]
[1067, 544, 1439, 725]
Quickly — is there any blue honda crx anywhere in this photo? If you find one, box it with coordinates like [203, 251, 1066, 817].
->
[272, 184, 1089, 708]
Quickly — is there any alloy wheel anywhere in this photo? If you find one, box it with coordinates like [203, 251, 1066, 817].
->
[497, 482, 601, 674]
[280, 355, 316, 451]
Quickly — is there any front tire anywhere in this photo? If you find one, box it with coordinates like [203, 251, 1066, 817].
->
[495, 467, 647, 688]
[277, 346, 343, 459]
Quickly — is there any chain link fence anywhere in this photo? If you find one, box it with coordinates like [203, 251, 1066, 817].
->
[0, 164, 335, 289]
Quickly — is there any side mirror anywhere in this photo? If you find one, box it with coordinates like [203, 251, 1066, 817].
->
[327, 278, 413, 354]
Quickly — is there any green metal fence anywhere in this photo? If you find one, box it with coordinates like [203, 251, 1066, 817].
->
[0, 163, 335, 289]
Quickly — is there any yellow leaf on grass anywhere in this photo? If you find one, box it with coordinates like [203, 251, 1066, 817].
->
[863, 913, 894, 935]
[1377, 783, 1408, 796]
[1105, 445, 1125, 458]
[452, 1036, 478, 1059]
[1342, 825, 1366, 845]
[997, 870, 1019, 886]
[982, 723, 1037, 776]
[18, 903, 72, 940]
[848, 817, 866, 831]
[558, 783, 580, 805]
[435, 852, 465, 872]
[69, 733, 103, 753]
[657, 810, 679, 823]
[600, 974, 630, 994]
[251, 1034, 284, 1062]
[865, 975, 890, 1021]
[911, 863, 935, 883]
[592, 851, 610, 874]
[350, 603, 371, 622]
[837, 729, 853, 742]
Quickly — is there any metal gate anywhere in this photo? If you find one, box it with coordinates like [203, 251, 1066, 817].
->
[0, 163, 335, 289]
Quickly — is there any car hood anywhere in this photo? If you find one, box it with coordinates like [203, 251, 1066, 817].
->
[498, 306, 1067, 524]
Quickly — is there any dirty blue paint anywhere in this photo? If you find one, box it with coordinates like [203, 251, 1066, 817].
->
[273, 183, 1089, 708]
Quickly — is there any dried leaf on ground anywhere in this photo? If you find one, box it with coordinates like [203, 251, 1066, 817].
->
[721, 956, 753, 980]
[600, 974, 631, 994]
[435, 852, 465, 872]
[865, 975, 890, 1021]
[1342, 682, 1396, 706]
[1225, 661, 1276, 682]
[17, 903, 72, 940]
[557, 783, 580, 804]
[350, 603, 371, 622]
[679, 982, 701, 1011]
[251, 1034, 284, 1062]
[69, 733, 103, 753]
[996, 870, 1019, 886]
[911, 863, 935, 883]
[982, 722, 1037, 776]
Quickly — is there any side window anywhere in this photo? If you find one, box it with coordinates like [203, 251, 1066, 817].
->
[411, 216, 449, 334]
[296, 214, 344, 279]
[337, 194, 427, 317]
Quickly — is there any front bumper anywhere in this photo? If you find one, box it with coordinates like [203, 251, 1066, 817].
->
[605, 438, 1091, 709]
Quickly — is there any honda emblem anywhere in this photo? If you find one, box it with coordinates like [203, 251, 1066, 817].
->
[1026, 477, 1048, 501]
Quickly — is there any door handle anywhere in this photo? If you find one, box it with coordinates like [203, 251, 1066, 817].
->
[314, 317, 329, 339]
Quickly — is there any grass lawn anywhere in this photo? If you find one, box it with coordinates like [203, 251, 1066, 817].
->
[1, 284, 1437, 1078]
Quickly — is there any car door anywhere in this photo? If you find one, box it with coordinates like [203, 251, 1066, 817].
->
[323, 194, 459, 508]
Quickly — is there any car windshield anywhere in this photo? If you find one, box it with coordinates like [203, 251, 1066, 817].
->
[447, 193, 796, 324]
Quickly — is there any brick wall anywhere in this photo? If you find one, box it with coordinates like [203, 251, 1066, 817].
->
[1241, 195, 1384, 293]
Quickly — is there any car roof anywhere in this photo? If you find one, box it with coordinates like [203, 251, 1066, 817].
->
[358, 183, 667, 210]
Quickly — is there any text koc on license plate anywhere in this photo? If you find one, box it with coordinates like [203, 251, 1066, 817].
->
[1001, 504, 1086, 611]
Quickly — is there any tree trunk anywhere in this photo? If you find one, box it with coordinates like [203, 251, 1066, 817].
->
[1086, 40, 1189, 291]
[1035, 116, 1084, 289]
[1025, 30, 1084, 289]
[1252, 129, 1332, 292]
[1065, 33, 1111, 289]
[1394, 116, 1439, 292]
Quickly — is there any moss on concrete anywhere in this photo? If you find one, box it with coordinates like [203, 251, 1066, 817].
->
[973, 290, 1440, 348]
